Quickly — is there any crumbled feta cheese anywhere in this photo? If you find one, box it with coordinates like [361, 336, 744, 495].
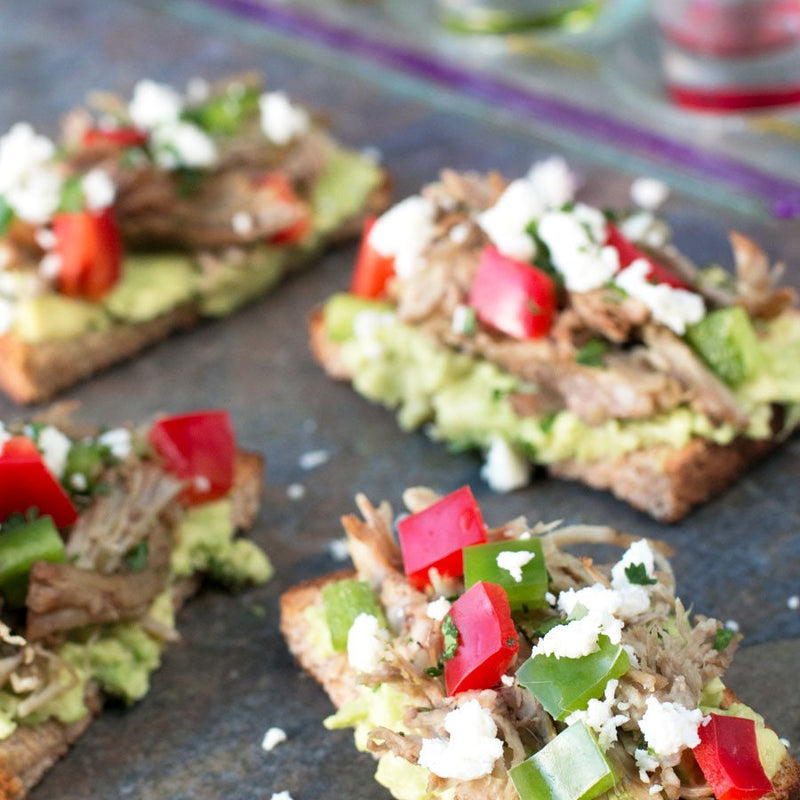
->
[426, 597, 452, 621]
[128, 79, 184, 130]
[368, 196, 436, 280]
[639, 697, 703, 760]
[496, 550, 535, 583]
[150, 120, 217, 169]
[261, 727, 288, 752]
[477, 178, 543, 262]
[448, 222, 470, 245]
[299, 449, 330, 470]
[346, 613, 388, 673]
[287, 482, 306, 501]
[418, 700, 504, 780]
[501, 674, 515, 687]
[0, 297, 14, 336]
[327, 538, 350, 561]
[69, 473, 88, 492]
[565, 679, 629, 751]
[610, 539, 656, 618]
[5, 166, 62, 225]
[481, 437, 531, 493]
[38, 252, 62, 281]
[538, 204, 618, 293]
[780, 737, 791, 748]
[649, 784, 664, 795]
[451, 303, 475, 335]
[352, 308, 396, 359]
[82, 168, 116, 211]
[631, 177, 670, 211]
[38, 426, 71, 479]
[615, 259, 705, 335]
[270, 792, 294, 800]
[636, 747, 660, 780]
[186, 77, 210, 103]
[788, 595, 799, 611]
[725, 619, 740, 633]
[361, 146, 382, 164]
[527, 156, 578, 208]
[98, 427, 133, 460]
[259, 91, 310, 146]
[232, 211, 254, 235]
[34, 227, 56, 250]
[545, 591, 556, 606]
[619, 211, 670, 249]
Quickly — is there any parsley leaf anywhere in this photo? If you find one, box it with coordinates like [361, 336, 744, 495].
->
[625, 562, 657, 586]
[441, 614, 459, 662]
[424, 666, 443, 677]
[124, 542, 149, 573]
[575, 339, 609, 368]
[713, 627, 736, 651]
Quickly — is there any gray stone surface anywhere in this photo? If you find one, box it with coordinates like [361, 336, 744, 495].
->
[0, 2, 797, 798]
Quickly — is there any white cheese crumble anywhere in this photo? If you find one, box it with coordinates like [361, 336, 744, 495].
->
[448, 222, 470, 245]
[780, 737, 791, 748]
[538, 204, 619, 293]
[635, 747, 660, 781]
[69, 473, 88, 492]
[368, 196, 436, 280]
[286, 482, 306, 501]
[610, 539, 656, 618]
[0, 297, 14, 336]
[98, 427, 133, 460]
[615, 259, 705, 335]
[38, 253, 62, 281]
[545, 591, 557, 606]
[725, 619, 740, 633]
[352, 308, 396, 359]
[639, 697, 703, 761]
[565, 678, 630, 751]
[527, 156, 578, 208]
[426, 597, 452, 621]
[298, 449, 330, 470]
[418, 700, 504, 780]
[496, 550, 535, 583]
[477, 178, 543, 262]
[81, 168, 116, 211]
[450, 303, 475, 335]
[480, 437, 531, 493]
[327, 538, 350, 561]
[34, 227, 56, 250]
[650, 784, 664, 795]
[788, 595, 800, 611]
[346, 613, 389, 674]
[186, 76, 210, 103]
[38, 426, 71, 479]
[261, 727, 288, 752]
[619, 211, 670, 249]
[232, 211, 254, 235]
[631, 177, 670, 211]
[128, 79, 184, 130]
[150, 120, 217, 170]
[270, 792, 294, 800]
[259, 91, 310, 146]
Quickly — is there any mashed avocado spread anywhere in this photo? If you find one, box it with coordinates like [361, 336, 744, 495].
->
[326, 295, 800, 466]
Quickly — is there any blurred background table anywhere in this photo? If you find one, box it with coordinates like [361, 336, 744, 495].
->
[1, 2, 798, 798]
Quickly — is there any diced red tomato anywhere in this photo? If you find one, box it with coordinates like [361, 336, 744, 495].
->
[397, 485, 487, 590]
[81, 127, 148, 149]
[0, 437, 78, 529]
[260, 173, 310, 245]
[605, 224, 690, 289]
[693, 714, 773, 800]
[148, 410, 236, 505]
[350, 217, 395, 299]
[53, 207, 122, 300]
[444, 581, 519, 695]
[468, 246, 556, 340]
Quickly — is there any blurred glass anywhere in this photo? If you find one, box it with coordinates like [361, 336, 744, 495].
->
[653, 0, 800, 111]
[437, 0, 603, 34]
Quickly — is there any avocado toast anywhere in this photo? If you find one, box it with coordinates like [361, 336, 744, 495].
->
[0, 408, 270, 798]
[0, 74, 390, 403]
[310, 159, 800, 521]
[281, 485, 800, 800]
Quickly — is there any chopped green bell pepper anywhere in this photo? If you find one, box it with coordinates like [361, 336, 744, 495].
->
[516, 635, 630, 720]
[462, 539, 547, 610]
[323, 293, 393, 343]
[183, 85, 260, 137]
[510, 721, 616, 800]
[685, 306, 760, 386]
[0, 516, 66, 606]
[321, 579, 386, 651]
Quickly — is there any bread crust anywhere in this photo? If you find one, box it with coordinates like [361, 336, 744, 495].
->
[0, 171, 390, 406]
[308, 309, 788, 522]
[0, 448, 263, 799]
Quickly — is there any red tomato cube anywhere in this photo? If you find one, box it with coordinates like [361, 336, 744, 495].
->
[350, 217, 396, 299]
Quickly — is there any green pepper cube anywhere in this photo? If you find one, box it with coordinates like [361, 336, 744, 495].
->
[516, 635, 630, 720]
[510, 721, 617, 800]
[321, 579, 386, 651]
[0, 516, 66, 607]
[323, 293, 393, 343]
[685, 306, 760, 386]
[463, 539, 547, 610]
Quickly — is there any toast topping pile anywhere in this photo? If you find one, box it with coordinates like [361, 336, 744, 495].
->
[307, 487, 791, 800]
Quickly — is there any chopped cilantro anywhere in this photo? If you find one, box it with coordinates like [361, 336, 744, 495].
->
[124, 541, 149, 573]
[713, 627, 736, 651]
[441, 614, 459, 662]
[540, 411, 557, 434]
[575, 339, 609, 368]
[424, 665, 443, 678]
[0, 196, 13, 236]
[625, 562, 657, 586]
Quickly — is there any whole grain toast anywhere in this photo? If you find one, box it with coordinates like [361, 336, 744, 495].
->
[0, 449, 264, 799]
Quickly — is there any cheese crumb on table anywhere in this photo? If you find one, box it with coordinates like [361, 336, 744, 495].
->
[631, 176, 670, 211]
[327, 538, 350, 561]
[481, 437, 530, 493]
[286, 483, 306, 501]
[270, 792, 294, 800]
[788, 595, 799, 611]
[261, 727, 288, 752]
[299, 449, 330, 470]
